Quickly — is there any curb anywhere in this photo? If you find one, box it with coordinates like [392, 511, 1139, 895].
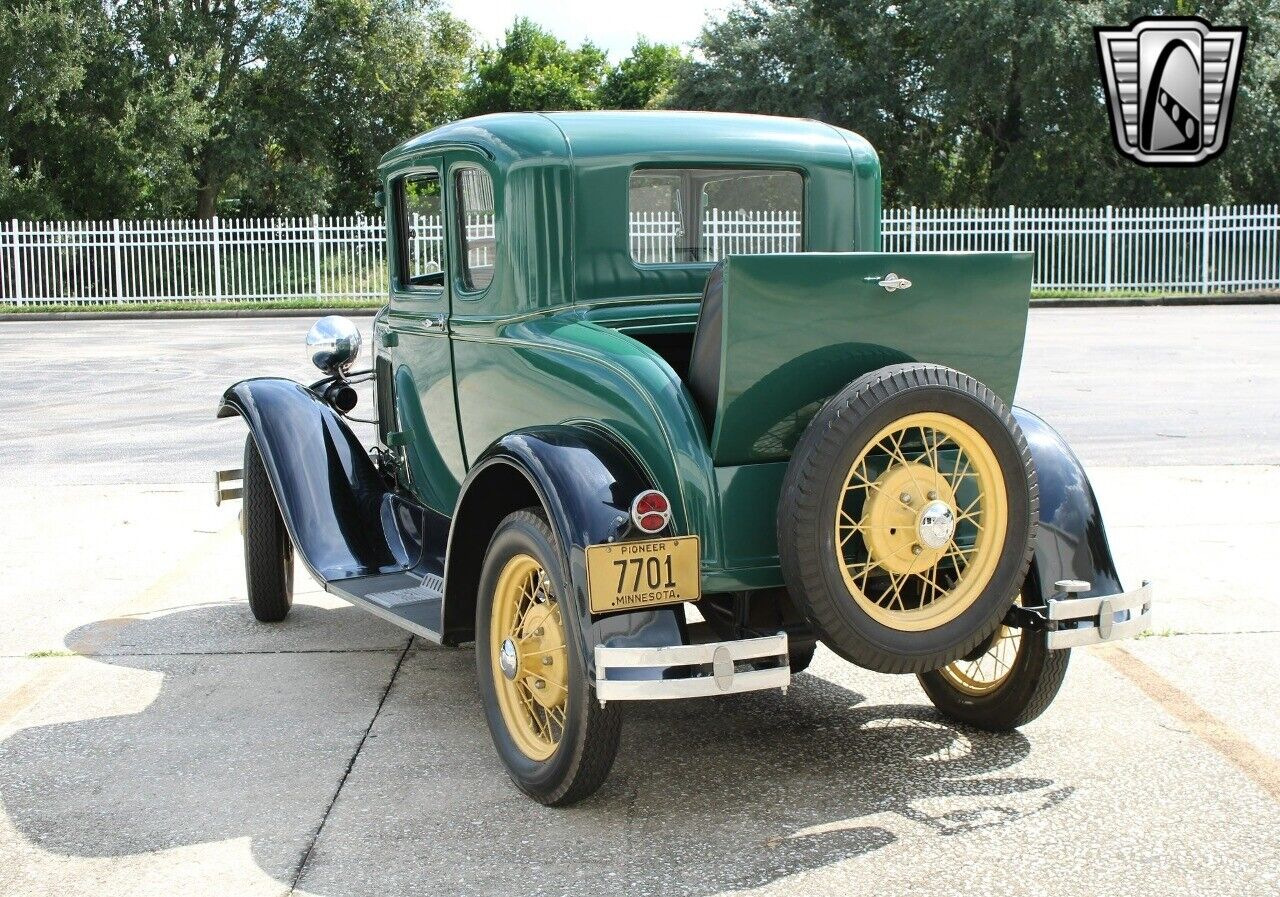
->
[0, 307, 382, 322]
[1, 292, 1278, 321]
[1032, 291, 1280, 308]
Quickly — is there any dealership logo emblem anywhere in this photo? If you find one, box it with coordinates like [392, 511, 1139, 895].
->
[1095, 17, 1246, 166]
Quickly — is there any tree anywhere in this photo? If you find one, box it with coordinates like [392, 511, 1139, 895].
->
[116, 0, 472, 217]
[1, 0, 471, 219]
[463, 17, 608, 115]
[669, 0, 1280, 207]
[598, 39, 684, 109]
[0, 0, 146, 219]
[238, 0, 473, 216]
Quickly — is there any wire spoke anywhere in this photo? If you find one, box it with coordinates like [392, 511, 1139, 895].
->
[946, 451, 972, 493]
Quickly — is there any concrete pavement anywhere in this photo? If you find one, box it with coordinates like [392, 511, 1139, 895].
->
[0, 308, 1277, 896]
[2, 305, 1278, 486]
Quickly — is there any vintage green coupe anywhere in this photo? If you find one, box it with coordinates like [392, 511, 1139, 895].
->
[217, 111, 1152, 805]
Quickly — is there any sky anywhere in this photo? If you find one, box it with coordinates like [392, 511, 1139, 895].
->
[445, 0, 729, 59]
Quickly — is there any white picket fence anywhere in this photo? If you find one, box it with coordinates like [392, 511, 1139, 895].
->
[632, 210, 802, 264]
[882, 206, 1280, 292]
[1, 205, 1276, 305]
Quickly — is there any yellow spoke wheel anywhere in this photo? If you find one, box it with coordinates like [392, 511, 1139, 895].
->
[490, 553, 569, 761]
[834, 411, 1008, 632]
[778, 364, 1037, 674]
[917, 592, 1072, 731]
[938, 624, 1021, 696]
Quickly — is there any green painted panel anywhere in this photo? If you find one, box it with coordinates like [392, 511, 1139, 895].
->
[711, 252, 1033, 466]
[449, 313, 726, 568]
[714, 462, 788, 571]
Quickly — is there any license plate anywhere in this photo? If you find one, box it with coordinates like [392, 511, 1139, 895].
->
[586, 536, 700, 614]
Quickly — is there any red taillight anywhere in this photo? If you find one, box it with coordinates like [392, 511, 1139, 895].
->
[630, 490, 671, 534]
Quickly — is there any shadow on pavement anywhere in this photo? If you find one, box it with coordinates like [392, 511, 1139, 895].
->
[0, 603, 1072, 896]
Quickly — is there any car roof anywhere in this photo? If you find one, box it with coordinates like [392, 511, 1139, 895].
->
[378, 111, 876, 172]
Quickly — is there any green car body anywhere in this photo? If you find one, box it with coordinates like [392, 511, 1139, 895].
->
[373, 111, 1031, 593]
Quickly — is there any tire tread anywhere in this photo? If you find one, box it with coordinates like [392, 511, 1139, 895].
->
[242, 435, 293, 623]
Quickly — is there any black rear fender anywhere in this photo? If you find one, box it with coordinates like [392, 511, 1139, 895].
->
[1014, 407, 1124, 601]
[443, 426, 684, 669]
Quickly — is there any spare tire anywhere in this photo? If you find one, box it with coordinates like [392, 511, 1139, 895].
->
[777, 364, 1037, 674]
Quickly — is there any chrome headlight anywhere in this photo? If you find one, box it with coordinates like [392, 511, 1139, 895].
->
[305, 315, 362, 375]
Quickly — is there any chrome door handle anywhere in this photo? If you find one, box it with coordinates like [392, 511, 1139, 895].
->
[423, 313, 446, 331]
[865, 273, 913, 292]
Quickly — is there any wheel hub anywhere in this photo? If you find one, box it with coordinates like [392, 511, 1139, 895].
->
[520, 602, 568, 710]
[498, 638, 519, 681]
[916, 500, 955, 550]
[860, 462, 958, 575]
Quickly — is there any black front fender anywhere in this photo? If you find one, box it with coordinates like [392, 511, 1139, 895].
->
[443, 425, 684, 667]
[1014, 407, 1123, 601]
[219, 377, 417, 583]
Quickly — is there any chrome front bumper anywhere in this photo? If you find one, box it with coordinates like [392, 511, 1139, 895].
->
[594, 633, 790, 705]
[1045, 580, 1154, 650]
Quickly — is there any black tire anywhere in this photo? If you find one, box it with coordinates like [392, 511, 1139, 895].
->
[476, 509, 622, 806]
[242, 434, 294, 623]
[778, 364, 1038, 674]
[918, 599, 1070, 730]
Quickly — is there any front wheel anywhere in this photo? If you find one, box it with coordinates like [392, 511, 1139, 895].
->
[916, 593, 1070, 730]
[476, 509, 621, 805]
[242, 434, 293, 622]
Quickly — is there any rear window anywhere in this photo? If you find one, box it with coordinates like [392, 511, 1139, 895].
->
[629, 168, 803, 264]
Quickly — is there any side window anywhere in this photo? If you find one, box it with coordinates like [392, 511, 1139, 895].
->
[630, 173, 689, 263]
[455, 167, 496, 292]
[397, 170, 445, 289]
[628, 167, 803, 264]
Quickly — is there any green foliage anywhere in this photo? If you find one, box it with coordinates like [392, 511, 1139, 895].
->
[6, 1, 1274, 219]
[1, 0, 472, 219]
[464, 17, 608, 115]
[599, 39, 685, 109]
[668, 0, 1280, 207]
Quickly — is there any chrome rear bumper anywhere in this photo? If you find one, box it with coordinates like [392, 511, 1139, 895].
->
[594, 633, 790, 705]
[1046, 581, 1154, 650]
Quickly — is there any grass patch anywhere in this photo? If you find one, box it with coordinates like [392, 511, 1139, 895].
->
[1032, 288, 1164, 299]
[27, 649, 75, 658]
[1136, 627, 1179, 639]
[0, 298, 384, 315]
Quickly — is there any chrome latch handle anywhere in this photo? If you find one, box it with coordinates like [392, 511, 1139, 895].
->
[865, 273, 913, 292]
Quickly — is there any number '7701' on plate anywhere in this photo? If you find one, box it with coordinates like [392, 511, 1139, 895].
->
[586, 536, 701, 613]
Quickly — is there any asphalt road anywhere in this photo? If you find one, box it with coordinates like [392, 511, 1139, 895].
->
[1, 305, 1278, 486]
[1, 308, 1278, 897]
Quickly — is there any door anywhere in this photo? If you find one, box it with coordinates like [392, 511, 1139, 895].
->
[383, 160, 466, 513]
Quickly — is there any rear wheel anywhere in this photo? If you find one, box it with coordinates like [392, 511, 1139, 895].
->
[917, 592, 1070, 730]
[476, 509, 621, 805]
[778, 364, 1038, 674]
[242, 435, 293, 622]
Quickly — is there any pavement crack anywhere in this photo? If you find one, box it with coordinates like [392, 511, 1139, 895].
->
[288, 635, 413, 894]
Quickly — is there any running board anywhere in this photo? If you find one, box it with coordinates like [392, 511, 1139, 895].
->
[326, 571, 445, 644]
